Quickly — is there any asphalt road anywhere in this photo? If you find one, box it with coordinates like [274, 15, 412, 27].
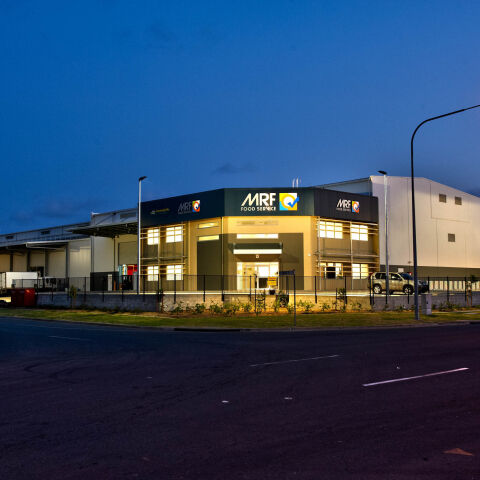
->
[2, 318, 480, 479]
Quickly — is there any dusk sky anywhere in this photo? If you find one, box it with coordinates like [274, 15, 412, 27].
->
[1, 0, 480, 233]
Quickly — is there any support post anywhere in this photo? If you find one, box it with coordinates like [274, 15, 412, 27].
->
[344, 275, 348, 305]
[203, 274, 206, 303]
[174, 273, 177, 305]
[293, 274, 297, 327]
[447, 276, 449, 304]
[314, 276, 317, 304]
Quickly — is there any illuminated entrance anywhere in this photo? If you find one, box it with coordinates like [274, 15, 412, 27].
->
[236, 262, 279, 290]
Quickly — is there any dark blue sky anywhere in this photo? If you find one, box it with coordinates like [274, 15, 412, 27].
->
[1, 0, 480, 233]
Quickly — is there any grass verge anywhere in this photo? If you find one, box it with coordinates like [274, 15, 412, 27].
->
[1, 307, 480, 329]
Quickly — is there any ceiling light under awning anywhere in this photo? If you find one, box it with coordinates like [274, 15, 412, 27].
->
[232, 242, 282, 255]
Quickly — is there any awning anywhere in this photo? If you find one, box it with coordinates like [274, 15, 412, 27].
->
[232, 242, 283, 255]
[67, 222, 138, 238]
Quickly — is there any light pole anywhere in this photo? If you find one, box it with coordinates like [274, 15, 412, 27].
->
[378, 171, 389, 302]
[411, 104, 480, 320]
[137, 176, 147, 294]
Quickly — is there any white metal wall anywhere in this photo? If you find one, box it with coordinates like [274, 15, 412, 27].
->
[371, 175, 480, 270]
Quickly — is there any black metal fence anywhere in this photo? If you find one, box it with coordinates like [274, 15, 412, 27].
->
[11, 274, 480, 301]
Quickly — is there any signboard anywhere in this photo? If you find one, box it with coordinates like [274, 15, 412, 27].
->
[141, 187, 378, 226]
[314, 189, 378, 223]
[267, 276, 278, 287]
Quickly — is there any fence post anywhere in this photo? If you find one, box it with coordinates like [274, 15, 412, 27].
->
[344, 275, 348, 306]
[174, 274, 177, 305]
[121, 277, 124, 303]
[254, 276, 257, 315]
[249, 275, 252, 301]
[84, 277, 87, 303]
[314, 276, 317, 304]
[293, 274, 296, 328]
[221, 274, 225, 303]
[447, 276, 449, 303]
[102, 276, 105, 302]
[157, 273, 160, 308]
[369, 275, 372, 306]
[203, 274, 206, 303]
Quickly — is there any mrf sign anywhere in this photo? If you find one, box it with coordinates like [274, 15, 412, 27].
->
[241, 193, 277, 212]
[336, 198, 360, 214]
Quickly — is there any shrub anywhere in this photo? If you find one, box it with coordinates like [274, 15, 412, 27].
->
[224, 302, 240, 316]
[321, 302, 330, 312]
[242, 302, 253, 313]
[277, 293, 289, 308]
[298, 300, 314, 313]
[286, 303, 295, 314]
[170, 302, 184, 314]
[272, 298, 282, 313]
[209, 302, 223, 314]
[193, 303, 206, 314]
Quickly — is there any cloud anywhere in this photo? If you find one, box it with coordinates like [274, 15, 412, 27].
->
[9, 197, 101, 225]
[212, 162, 258, 175]
[145, 21, 177, 48]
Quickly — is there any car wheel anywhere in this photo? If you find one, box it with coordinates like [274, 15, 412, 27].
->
[403, 285, 414, 295]
[373, 284, 382, 294]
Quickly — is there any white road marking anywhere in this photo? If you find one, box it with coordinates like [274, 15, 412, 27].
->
[221, 400, 229, 404]
[48, 335, 90, 341]
[363, 367, 469, 387]
[250, 354, 339, 367]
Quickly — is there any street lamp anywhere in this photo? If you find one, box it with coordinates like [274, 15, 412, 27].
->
[137, 176, 147, 294]
[378, 170, 389, 302]
[411, 104, 480, 320]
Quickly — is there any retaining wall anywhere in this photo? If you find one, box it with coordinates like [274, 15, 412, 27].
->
[34, 291, 480, 312]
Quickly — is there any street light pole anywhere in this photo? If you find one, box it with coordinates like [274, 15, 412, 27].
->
[137, 176, 147, 294]
[378, 171, 389, 302]
[411, 104, 480, 320]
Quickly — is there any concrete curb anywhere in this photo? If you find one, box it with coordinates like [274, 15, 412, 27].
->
[0, 314, 475, 333]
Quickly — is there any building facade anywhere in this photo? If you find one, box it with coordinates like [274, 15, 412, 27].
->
[2, 176, 478, 291]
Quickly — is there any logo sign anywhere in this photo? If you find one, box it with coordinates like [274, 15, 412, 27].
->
[279, 193, 299, 211]
[241, 193, 277, 212]
[336, 198, 360, 213]
[178, 200, 201, 214]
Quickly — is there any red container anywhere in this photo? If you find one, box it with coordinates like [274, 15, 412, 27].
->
[24, 288, 36, 307]
[10, 288, 36, 307]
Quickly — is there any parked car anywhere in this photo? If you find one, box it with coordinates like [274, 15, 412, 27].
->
[370, 272, 429, 294]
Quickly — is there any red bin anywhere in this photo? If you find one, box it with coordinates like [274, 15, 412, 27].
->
[10, 288, 36, 307]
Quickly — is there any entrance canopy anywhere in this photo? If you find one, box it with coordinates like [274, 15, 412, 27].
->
[232, 243, 282, 255]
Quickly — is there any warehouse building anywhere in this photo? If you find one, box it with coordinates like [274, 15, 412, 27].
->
[0, 176, 478, 292]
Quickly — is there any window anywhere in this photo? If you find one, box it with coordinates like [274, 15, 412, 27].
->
[351, 224, 368, 241]
[318, 221, 343, 239]
[166, 264, 183, 280]
[439, 194, 447, 203]
[320, 262, 343, 278]
[198, 235, 219, 242]
[236, 233, 279, 239]
[166, 226, 183, 243]
[198, 222, 219, 229]
[455, 196, 462, 205]
[352, 263, 369, 279]
[147, 228, 159, 245]
[41, 230, 51, 235]
[147, 265, 159, 281]
[448, 233, 456, 243]
[5, 235, 13, 240]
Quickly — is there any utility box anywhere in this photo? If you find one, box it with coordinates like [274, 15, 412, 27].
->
[421, 293, 432, 315]
[11, 288, 36, 307]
